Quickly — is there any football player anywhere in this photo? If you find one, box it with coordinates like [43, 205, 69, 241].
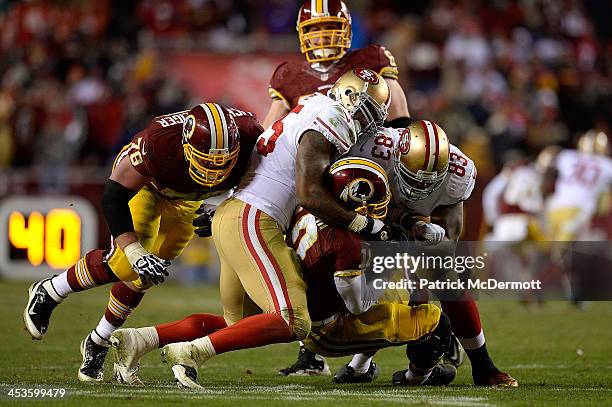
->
[23, 103, 264, 382]
[110, 157, 456, 387]
[157, 69, 394, 388]
[546, 130, 611, 241]
[273, 0, 412, 376]
[263, 0, 410, 130]
[333, 120, 518, 387]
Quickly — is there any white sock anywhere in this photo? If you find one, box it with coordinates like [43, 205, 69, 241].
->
[91, 317, 115, 347]
[137, 326, 160, 349]
[191, 336, 217, 364]
[348, 354, 372, 374]
[458, 330, 486, 351]
[45, 276, 70, 302]
[403, 367, 431, 385]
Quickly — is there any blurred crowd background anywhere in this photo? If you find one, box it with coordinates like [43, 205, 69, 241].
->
[0, 0, 611, 280]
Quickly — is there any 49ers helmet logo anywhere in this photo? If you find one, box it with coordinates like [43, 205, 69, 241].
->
[353, 68, 379, 84]
[182, 115, 196, 142]
[398, 128, 411, 155]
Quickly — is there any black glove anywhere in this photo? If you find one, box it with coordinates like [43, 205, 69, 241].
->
[133, 254, 171, 285]
[193, 206, 215, 238]
[359, 217, 392, 241]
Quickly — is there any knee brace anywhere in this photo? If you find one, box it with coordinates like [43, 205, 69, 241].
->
[405, 313, 452, 370]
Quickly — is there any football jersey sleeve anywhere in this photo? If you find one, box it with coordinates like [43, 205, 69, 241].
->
[230, 108, 265, 148]
[446, 146, 477, 202]
[268, 62, 291, 109]
[308, 102, 356, 154]
[123, 128, 154, 177]
[330, 229, 364, 274]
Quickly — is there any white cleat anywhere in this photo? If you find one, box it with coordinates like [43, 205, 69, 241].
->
[110, 328, 154, 385]
[161, 342, 202, 389]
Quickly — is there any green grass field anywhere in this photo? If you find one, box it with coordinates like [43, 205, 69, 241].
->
[1, 280, 611, 406]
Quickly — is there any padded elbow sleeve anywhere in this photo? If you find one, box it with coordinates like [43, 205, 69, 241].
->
[101, 179, 138, 238]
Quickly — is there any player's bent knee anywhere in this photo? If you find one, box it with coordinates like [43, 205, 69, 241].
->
[290, 309, 311, 341]
[405, 313, 452, 370]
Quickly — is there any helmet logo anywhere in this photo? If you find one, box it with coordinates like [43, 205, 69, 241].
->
[398, 128, 411, 154]
[182, 115, 196, 142]
[353, 68, 379, 84]
[346, 178, 374, 203]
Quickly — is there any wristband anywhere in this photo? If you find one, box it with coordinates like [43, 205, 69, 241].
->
[123, 241, 148, 266]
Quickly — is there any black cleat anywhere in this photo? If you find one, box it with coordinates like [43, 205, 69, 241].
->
[78, 335, 109, 382]
[333, 361, 379, 384]
[392, 364, 457, 386]
[23, 279, 60, 340]
[278, 346, 330, 376]
[443, 333, 465, 368]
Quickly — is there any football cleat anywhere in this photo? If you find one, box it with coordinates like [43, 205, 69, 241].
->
[333, 361, 379, 384]
[78, 334, 109, 382]
[392, 364, 457, 386]
[474, 371, 519, 388]
[110, 328, 155, 385]
[278, 346, 331, 376]
[443, 334, 466, 368]
[161, 342, 203, 389]
[23, 279, 60, 340]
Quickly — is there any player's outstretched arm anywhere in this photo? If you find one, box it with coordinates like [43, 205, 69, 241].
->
[102, 158, 169, 285]
[384, 78, 410, 122]
[296, 130, 356, 228]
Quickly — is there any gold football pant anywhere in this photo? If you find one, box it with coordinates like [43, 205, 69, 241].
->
[212, 197, 310, 340]
[303, 303, 441, 357]
[546, 207, 584, 241]
[104, 185, 201, 289]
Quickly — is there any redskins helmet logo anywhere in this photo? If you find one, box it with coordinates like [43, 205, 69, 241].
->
[353, 68, 379, 85]
[398, 128, 411, 155]
[182, 115, 196, 142]
[345, 178, 374, 203]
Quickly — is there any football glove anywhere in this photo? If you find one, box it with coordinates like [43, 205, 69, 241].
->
[124, 242, 171, 285]
[193, 206, 215, 238]
[412, 221, 445, 246]
[349, 215, 391, 241]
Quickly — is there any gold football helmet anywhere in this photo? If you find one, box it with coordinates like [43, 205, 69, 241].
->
[394, 120, 450, 200]
[297, 0, 351, 63]
[328, 68, 390, 138]
[577, 130, 610, 156]
[330, 157, 391, 219]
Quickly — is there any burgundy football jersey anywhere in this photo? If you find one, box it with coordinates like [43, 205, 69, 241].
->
[289, 209, 364, 321]
[269, 44, 399, 110]
[117, 107, 263, 201]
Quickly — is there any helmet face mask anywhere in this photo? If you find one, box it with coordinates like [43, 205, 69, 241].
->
[328, 68, 390, 139]
[182, 103, 240, 187]
[297, 1, 351, 64]
[394, 121, 450, 201]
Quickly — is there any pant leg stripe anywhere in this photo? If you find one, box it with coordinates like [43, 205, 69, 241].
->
[241, 204, 281, 313]
[253, 210, 295, 326]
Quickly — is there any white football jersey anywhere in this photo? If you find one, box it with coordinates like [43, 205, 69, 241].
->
[234, 93, 357, 230]
[547, 149, 612, 217]
[482, 168, 512, 227]
[501, 165, 544, 215]
[347, 127, 477, 216]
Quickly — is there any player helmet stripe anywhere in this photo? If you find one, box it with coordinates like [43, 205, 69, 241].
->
[395, 120, 450, 201]
[330, 156, 391, 219]
[297, 0, 351, 63]
[182, 103, 240, 187]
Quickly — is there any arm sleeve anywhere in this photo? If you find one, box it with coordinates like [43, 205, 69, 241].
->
[268, 63, 291, 109]
[101, 179, 137, 238]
